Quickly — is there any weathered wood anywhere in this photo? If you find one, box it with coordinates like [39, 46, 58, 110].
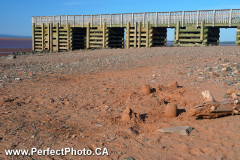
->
[200, 20, 205, 41]
[175, 21, 180, 41]
[190, 90, 239, 119]
[67, 23, 70, 50]
[56, 23, 59, 51]
[138, 21, 141, 48]
[50, 23, 53, 52]
[134, 22, 137, 48]
[42, 23, 44, 50]
[87, 23, 90, 49]
[103, 22, 106, 48]
[32, 23, 35, 51]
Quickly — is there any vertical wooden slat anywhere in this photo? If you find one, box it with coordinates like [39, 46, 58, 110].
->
[50, 23, 53, 52]
[42, 23, 44, 50]
[138, 21, 141, 48]
[146, 21, 149, 48]
[103, 22, 106, 48]
[176, 21, 180, 41]
[182, 11, 185, 27]
[67, 23, 70, 50]
[56, 23, 59, 51]
[197, 11, 199, 27]
[213, 10, 215, 27]
[134, 22, 137, 48]
[127, 22, 130, 48]
[87, 22, 90, 49]
[229, 9, 232, 27]
[155, 12, 158, 27]
[32, 23, 35, 51]
[200, 20, 205, 41]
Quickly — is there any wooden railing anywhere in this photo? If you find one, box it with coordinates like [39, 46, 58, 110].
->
[32, 9, 240, 27]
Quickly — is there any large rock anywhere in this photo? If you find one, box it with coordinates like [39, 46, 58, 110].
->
[157, 126, 192, 135]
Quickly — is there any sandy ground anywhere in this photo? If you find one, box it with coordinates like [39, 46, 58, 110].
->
[0, 46, 240, 160]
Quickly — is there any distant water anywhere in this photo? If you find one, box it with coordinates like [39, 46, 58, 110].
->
[0, 39, 32, 48]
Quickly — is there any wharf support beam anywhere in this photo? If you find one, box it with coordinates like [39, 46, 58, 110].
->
[174, 20, 220, 46]
[236, 26, 240, 46]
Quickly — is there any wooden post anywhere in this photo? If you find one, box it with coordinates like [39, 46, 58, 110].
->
[126, 22, 130, 49]
[138, 21, 141, 48]
[200, 20, 205, 41]
[146, 21, 149, 48]
[41, 23, 45, 51]
[32, 23, 35, 51]
[56, 23, 59, 51]
[134, 22, 137, 48]
[50, 23, 53, 52]
[48, 23, 50, 51]
[103, 22, 106, 48]
[175, 21, 180, 44]
[67, 23, 70, 50]
[87, 23, 90, 49]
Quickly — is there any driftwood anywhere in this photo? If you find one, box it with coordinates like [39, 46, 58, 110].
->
[190, 90, 239, 119]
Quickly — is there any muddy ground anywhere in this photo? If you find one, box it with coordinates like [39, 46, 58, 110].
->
[0, 46, 240, 160]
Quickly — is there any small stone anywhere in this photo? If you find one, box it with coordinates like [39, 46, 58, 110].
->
[226, 67, 232, 72]
[7, 55, 16, 59]
[224, 81, 233, 86]
[124, 157, 135, 160]
[15, 78, 21, 81]
[158, 126, 192, 135]
[223, 58, 229, 62]
[103, 88, 108, 91]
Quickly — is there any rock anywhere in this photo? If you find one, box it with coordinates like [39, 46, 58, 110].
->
[224, 81, 233, 86]
[141, 84, 151, 95]
[226, 67, 232, 71]
[223, 58, 229, 62]
[202, 90, 215, 102]
[158, 126, 192, 135]
[165, 103, 177, 117]
[7, 55, 16, 59]
[124, 157, 135, 160]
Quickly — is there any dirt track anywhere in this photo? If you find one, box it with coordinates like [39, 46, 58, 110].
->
[1, 46, 240, 159]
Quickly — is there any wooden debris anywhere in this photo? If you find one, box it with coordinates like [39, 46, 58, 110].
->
[202, 90, 215, 102]
[190, 91, 239, 119]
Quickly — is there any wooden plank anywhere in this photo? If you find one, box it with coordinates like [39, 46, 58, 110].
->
[42, 23, 45, 50]
[50, 23, 53, 52]
[32, 23, 35, 51]
[175, 21, 180, 41]
[179, 29, 201, 32]
[103, 22, 106, 48]
[178, 39, 202, 42]
[179, 34, 201, 37]
[200, 20, 205, 41]
[127, 22, 130, 49]
[67, 23, 70, 51]
[56, 23, 59, 51]
[90, 37, 103, 40]
[134, 22, 137, 48]
[138, 21, 141, 48]
[146, 21, 149, 48]
[87, 23, 90, 49]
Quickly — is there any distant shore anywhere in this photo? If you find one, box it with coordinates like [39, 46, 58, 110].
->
[0, 37, 32, 56]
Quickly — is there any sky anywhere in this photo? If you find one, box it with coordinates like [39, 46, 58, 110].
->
[0, 0, 240, 41]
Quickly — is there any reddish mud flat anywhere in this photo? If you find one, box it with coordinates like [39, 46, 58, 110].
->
[0, 37, 32, 56]
[0, 46, 240, 159]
